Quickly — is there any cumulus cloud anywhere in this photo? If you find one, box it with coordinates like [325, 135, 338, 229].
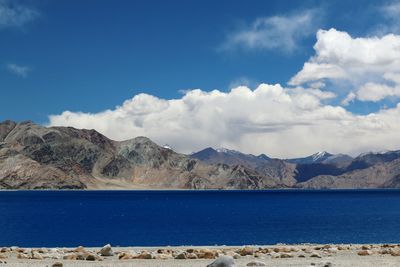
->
[289, 28, 400, 102]
[48, 28, 400, 157]
[49, 84, 400, 158]
[356, 82, 400, 102]
[6, 63, 30, 77]
[220, 10, 317, 53]
[0, 0, 39, 29]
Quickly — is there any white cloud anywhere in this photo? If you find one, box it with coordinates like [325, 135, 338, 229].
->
[377, 1, 400, 34]
[0, 0, 39, 29]
[289, 28, 400, 102]
[6, 63, 30, 77]
[49, 84, 400, 158]
[221, 10, 317, 53]
[356, 82, 400, 102]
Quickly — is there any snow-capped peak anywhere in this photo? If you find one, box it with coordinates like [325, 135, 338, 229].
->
[216, 147, 241, 154]
[311, 151, 331, 161]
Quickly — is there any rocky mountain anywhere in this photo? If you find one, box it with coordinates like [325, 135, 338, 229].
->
[0, 120, 293, 190]
[287, 151, 353, 166]
[191, 147, 297, 187]
[191, 147, 270, 169]
[1, 120, 400, 190]
[293, 150, 400, 188]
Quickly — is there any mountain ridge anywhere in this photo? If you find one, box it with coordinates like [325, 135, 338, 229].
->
[1, 120, 400, 189]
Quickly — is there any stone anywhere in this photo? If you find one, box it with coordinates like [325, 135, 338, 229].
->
[37, 248, 48, 253]
[31, 251, 43, 260]
[246, 260, 267, 266]
[357, 250, 373, 256]
[75, 252, 87, 260]
[86, 253, 97, 261]
[207, 255, 236, 267]
[378, 249, 390, 254]
[361, 245, 372, 250]
[270, 252, 280, 258]
[239, 246, 254, 256]
[74, 246, 86, 253]
[232, 253, 241, 259]
[136, 251, 152, 259]
[273, 247, 292, 253]
[175, 252, 187, 259]
[390, 249, 400, 256]
[279, 252, 293, 258]
[198, 248, 217, 259]
[119, 252, 134, 260]
[99, 244, 113, 256]
[154, 253, 173, 260]
[187, 252, 198, 259]
[310, 252, 322, 258]
[52, 262, 63, 267]
[0, 253, 8, 259]
[17, 253, 30, 259]
[322, 262, 333, 267]
[63, 253, 78, 260]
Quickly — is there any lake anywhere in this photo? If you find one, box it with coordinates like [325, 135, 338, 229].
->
[0, 190, 400, 247]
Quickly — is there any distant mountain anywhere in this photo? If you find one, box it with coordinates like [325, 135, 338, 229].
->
[2, 120, 400, 190]
[191, 147, 297, 187]
[191, 147, 269, 169]
[346, 150, 400, 171]
[287, 151, 353, 166]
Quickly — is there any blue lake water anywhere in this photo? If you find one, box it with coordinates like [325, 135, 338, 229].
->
[0, 190, 400, 247]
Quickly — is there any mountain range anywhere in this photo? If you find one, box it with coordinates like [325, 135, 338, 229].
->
[1, 120, 400, 190]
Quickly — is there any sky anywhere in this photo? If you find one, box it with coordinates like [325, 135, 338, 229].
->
[2, 0, 400, 157]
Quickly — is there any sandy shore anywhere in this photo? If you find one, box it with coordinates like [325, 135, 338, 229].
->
[1, 244, 400, 266]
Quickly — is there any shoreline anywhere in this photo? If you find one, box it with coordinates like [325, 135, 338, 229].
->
[2, 188, 400, 191]
[1, 244, 400, 266]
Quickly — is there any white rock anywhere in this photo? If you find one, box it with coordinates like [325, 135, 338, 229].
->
[99, 244, 113, 256]
[207, 255, 236, 267]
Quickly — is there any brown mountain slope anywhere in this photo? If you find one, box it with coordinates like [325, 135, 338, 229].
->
[0, 121, 290, 189]
[2, 120, 400, 189]
[298, 158, 400, 189]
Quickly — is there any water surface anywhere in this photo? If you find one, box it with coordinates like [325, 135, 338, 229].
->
[0, 190, 399, 247]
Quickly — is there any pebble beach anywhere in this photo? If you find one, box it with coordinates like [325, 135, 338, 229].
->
[1, 244, 400, 267]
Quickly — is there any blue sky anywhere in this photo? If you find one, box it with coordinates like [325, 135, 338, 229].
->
[2, 0, 400, 157]
[0, 0, 390, 122]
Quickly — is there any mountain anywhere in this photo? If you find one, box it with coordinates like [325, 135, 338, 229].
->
[346, 151, 400, 171]
[287, 151, 353, 166]
[0, 120, 289, 190]
[2, 120, 400, 190]
[191, 147, 270, 169]
[298, 158, 400, 189]
[191, 147, 297, 187]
